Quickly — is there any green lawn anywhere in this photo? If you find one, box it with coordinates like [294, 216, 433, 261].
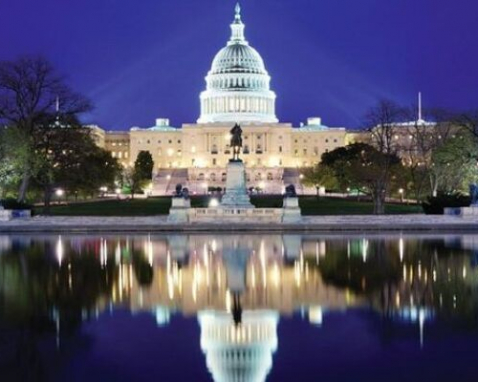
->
[34, 195, 422, 216]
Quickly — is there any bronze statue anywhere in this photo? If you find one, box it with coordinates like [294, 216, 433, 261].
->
[230, 123, 243, 162]
[285, 184, 297, 197]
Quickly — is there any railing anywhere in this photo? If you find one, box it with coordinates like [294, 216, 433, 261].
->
[189, 208, 283, 222]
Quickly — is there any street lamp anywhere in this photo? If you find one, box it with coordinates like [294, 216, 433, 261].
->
[398, 188, 404, 203]
[55, 189, 64, 204]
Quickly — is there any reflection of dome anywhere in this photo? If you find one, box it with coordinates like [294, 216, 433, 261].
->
[198, 4, 278, 124]
[154, 306, 170, 326]
[198, 310, 279, 382]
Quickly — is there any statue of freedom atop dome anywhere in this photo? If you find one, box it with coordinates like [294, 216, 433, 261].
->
[230, 123, 243, 162]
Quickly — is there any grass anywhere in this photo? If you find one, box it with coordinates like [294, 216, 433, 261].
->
[34, 195, 422, 216]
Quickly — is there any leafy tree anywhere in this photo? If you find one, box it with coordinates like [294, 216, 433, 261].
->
[134, 150, 154, 180]
[301, 164, 338, 194]
[27, 113, 121, 213]
[319, 143, 405, 214]
[454, 110, 478, 138]
[0, 56, 91, 202]
[123, 151, 154, 199]
[430, 130, 478, 194]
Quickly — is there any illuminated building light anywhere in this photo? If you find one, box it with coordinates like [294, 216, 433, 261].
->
[308, 306, 323, 326]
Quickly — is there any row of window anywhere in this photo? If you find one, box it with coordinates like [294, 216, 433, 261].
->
[158, 158, 284, 168]
[110, 141, 129, 147]
[135, 139, 181, 145]
[194, 172, 276, 181]
[111, 151, 129, 159]
[294, 138, 338, 144]
[294, 148, 328, 156]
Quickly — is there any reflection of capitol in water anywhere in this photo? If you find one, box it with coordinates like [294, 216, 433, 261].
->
[2, 233, 478, 382]
[199, 311, 278, 382]
[123, 235, 353, 316]
[112, 234, 347, 382]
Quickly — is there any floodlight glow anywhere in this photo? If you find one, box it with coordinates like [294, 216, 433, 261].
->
[209, 198, 219, 207]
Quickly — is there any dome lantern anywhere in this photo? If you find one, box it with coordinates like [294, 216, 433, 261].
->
[230, 3, 246, 44]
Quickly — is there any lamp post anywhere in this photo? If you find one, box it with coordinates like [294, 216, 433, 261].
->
[56, 189, 64, 204]
[398, 188, 404, 203]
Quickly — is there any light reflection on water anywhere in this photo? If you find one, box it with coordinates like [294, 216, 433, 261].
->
[1, 233, 478, 381]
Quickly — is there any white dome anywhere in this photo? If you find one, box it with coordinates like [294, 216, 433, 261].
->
[198, 4, 278, 124]
[210, 44, 267, 77]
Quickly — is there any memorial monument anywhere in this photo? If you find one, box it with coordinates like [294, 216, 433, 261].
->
[167, 123, 302, 223]
[220, 123, 254, 208]
[167, 184, 191, 223]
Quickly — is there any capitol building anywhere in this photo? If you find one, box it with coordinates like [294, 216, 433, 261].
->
[93, 4, 350, 194]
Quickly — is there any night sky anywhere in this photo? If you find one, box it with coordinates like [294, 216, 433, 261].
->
[2, 0, 477, 130]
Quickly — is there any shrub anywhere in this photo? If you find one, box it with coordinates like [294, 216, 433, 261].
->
[0, 198, 32, 210]
[422, 193, 469, 214]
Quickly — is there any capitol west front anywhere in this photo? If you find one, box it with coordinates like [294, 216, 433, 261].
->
[93, 4, 349, 194]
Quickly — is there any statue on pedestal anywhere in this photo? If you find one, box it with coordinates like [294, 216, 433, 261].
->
[285, 184, 297, 197]
[230, 123, 243, 162]
[174, 184, 189, 199]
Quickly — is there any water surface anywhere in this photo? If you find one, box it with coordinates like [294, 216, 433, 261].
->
[1, 233, 478, 381]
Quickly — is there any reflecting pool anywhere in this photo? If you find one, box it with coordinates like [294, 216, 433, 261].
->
[1, 233, 478, 381]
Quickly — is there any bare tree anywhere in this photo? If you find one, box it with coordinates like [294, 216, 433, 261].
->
[402, 107, 456, 199]
[0, 56, 91, 202]
[363, 100, 406, 213]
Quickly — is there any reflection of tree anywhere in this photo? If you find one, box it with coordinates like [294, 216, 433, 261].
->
[311, 237, 478, 328]
[132, 250, 154, 287]
[433, 255, 478, 328]
[0, 241, 116, 332]
[316, 241, 401, 295]
[0, 240, 119, 379]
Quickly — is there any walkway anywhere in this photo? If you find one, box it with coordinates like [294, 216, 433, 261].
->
[1, 215, 478, 233]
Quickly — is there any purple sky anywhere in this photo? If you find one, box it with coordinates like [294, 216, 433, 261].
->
[1, 0, 477, 130]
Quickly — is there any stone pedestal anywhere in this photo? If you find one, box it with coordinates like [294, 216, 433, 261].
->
[282, 196, 301, 223]
[221, 161, 254, 208]
[444, 205, 478, 217]
[167, 197, 191, 223]
[0, 207, 11, 222]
